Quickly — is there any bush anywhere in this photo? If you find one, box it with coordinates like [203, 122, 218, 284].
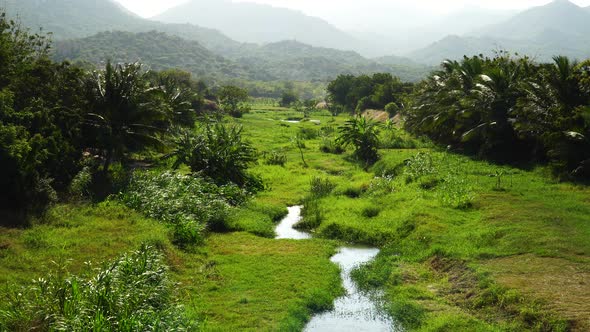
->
[338, 116, 381, 167]
[310, 176, 336, 198]
[320, 137, 345, 154]
[362, 206, 381, 218]
[367, 176, 396, 196]
[385, 102, 400, 117]
[0, 244, 194, 331]
[404, 152, 436, 183]
[121, 171, 248, 246]
[166, 123, 261, 191]
[299, 127, 319, 140]
[263, 151, 288, 167]
[299, 196, 324, 230]
[437, 174, 475, 209]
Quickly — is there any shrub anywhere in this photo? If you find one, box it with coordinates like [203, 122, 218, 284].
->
[338, 116, 381, 167]
[362, 206, 381, 218]
[121, 171, 248, 246]
[263, 151, 288, 167]
[404, 152, 436, 183]
[166, 123, 261, 191]
[437, 174, 475, 209]
[69, 166, 93, 200]
[0, 244, 194, 331]
[320, 137, 345, 154]
[298, 196, 324, 230]
[299, 127, 319, 140]
[367, 175, 396, 196]
[310, 176, 336, 198]
[385, 102, 400, 117]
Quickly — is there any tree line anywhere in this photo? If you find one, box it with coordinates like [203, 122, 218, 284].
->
[0, 14, 253, 224]
[327, 53, 590, 181]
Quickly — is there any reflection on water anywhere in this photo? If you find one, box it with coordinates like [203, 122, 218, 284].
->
[275, 207, 398, 332]
[275, 206, 312, 240]
[305, 247, 397, 332]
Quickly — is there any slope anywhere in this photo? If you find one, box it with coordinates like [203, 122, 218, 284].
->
[53, 31, 271, 81]
[153, 0, 361, 52]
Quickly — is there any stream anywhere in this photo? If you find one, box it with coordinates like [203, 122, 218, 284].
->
[275, 206, 397, 332]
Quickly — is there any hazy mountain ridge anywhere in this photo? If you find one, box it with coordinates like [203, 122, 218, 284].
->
[153, 0, 363, 53]
[52, 30, 272, 81]
[410, 0, 590, 64]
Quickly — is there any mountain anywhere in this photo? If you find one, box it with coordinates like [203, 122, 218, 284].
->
[53, 31, 430, 83]
[0, 0, 144, 38]
[2, 0, 431, 82]
[222, 40, 430, 82]
[52, 31, 270, 81]
[476, 0, 590, 40]
[153, 0, 361, 52]
[410, 0, 590, 65]
[0, 0, 243, 52]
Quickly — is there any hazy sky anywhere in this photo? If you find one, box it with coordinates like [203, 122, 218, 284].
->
[116, 0, 590, 21]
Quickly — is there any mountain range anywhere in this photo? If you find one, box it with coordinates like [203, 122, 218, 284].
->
[411, 0, 590, 64]
[153, 0, 363, 53]
[2, 0, 590, 82]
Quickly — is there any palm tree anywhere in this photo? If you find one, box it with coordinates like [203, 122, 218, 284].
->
[337, 115, 381, 167]
[85, 61, 168, 173]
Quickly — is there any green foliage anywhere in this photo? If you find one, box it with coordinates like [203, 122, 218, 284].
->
[0, 14, 88, 219]
[85, 61, 170, 173]
[327, 73, 412, 112]
[404, 152, 436, 183]
[280, 90, 299, 107]
[0, 244, 193, 331]
[263, 150, 288, 167]
[309, 176, 337, 198]
[120, 171, 248, 246]
[406, 54, 590, 180]
[338, 116, 382, 166]
[166, 122, 261, 190]
[437, 174, 476, 209]
[218, 85, 251, 118]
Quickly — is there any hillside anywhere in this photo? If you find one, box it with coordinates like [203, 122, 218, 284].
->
[53, 31, 270, 81]
[477, 0, 590, 41]
[153, 0, 362, 52]
[225, 40, 428, 82]
[409, 0, 590, 64]
[0, 0, 243, 52]
[0, 0, 144, 38]
[53, 32, 430, 83]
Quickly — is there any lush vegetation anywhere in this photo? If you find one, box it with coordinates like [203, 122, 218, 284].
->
[1, 244, 193, 331]
[327, 73, 414, 113]
[2, 6, 590, 332]
[406, 54, 590, 181]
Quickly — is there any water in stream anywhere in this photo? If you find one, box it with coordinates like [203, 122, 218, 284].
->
[275, 207, 397, 332]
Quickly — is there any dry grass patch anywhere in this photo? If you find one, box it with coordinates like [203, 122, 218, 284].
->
[481, 254, 590, 331]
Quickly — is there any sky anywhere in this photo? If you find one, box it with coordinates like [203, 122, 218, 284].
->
[115, 0, 590, 22]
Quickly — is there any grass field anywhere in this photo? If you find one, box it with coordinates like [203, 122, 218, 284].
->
[1, 107, 589, 331]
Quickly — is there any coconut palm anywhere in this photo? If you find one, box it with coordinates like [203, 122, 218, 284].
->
[85, 61, 169, 173]
[337, 115, 381, 167]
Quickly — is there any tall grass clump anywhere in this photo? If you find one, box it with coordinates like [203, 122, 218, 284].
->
[298, 177, 335, 230]
[0, 244, 194, 331]
[404, 152, 436, 183]
[309, 176, 337, 198]
[263, 151, 288, 167]
[437, 174, 475, 209]
[121, 171, 249, 246]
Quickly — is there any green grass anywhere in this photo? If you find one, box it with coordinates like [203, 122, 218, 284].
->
[2, 107, 589, 331]
[0, 200, 342, 331]
[179, 233, 342, 331]
[230, 108, 590, 330]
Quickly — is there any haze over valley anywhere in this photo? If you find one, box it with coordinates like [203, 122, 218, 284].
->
[3, 0, 590, 86]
